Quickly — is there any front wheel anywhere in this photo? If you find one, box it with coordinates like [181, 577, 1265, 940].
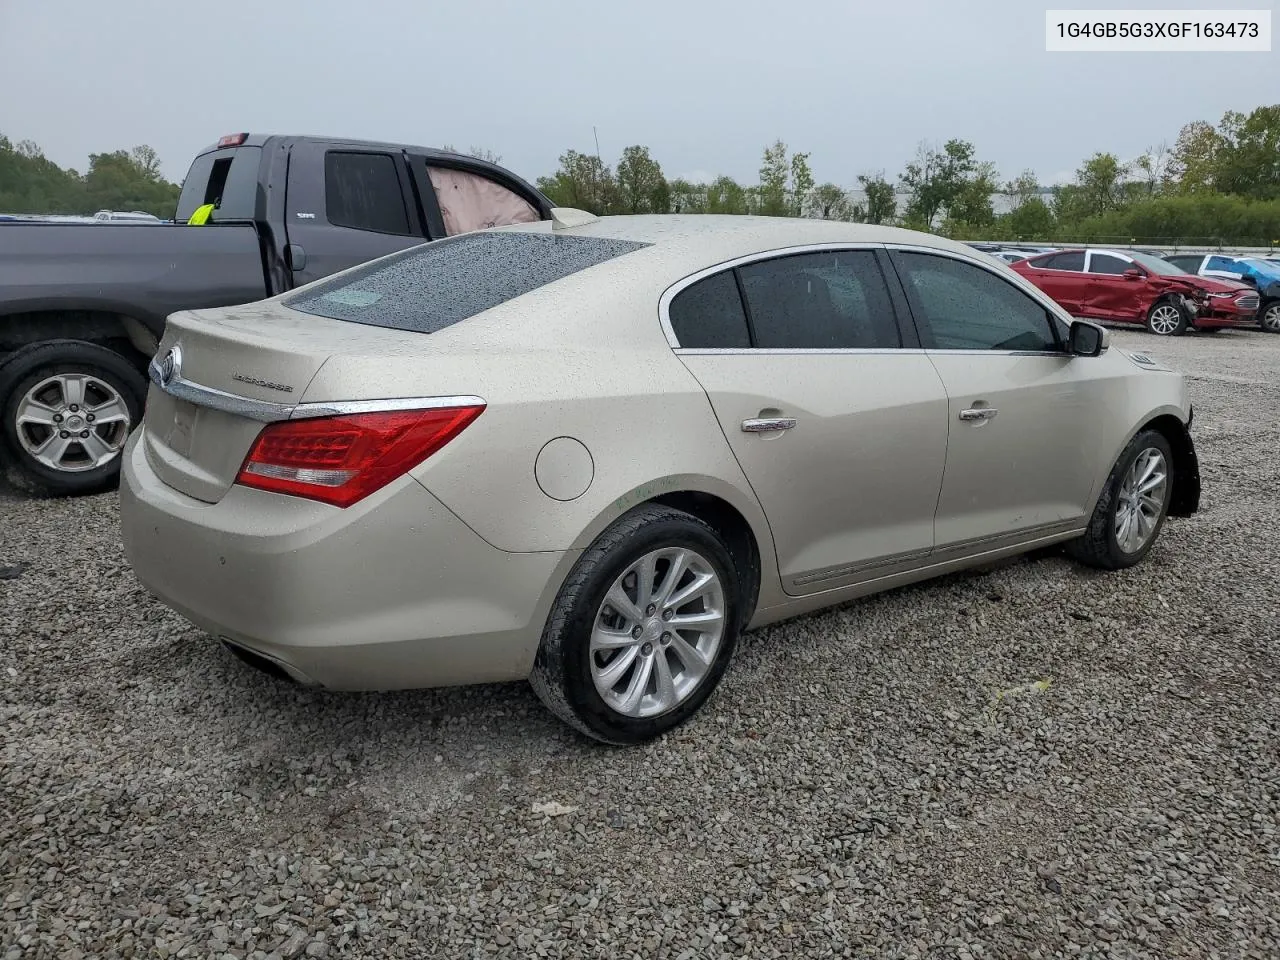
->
[0, 340, 146, 496]
[530, 504, 742, 745]
[1067, 429, 1174, 571]
[1146, 299, 1188, 336]
[1260, 300, 1280, 334]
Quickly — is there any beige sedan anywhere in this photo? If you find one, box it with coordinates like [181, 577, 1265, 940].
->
[120, 213, 1201, 744]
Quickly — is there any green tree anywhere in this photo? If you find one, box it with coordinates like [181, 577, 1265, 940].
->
[758, 140, 790, 216]
[1002, 197, 1056, 240]
[789, 151, 814, 216]
[808, 183, 853, 220]
[855, 172, 896, 224]
[615, 145, 669, 213]
[535, 149, 616, 214]
[1132, 142, 1170, 197]
[1215, 104, 1280, 199]
[945, 160, 998, 233]
[899, 139, 981, 229]
[1054, 152, 1129, 222]
[706, 176, 750, 215]
[1166, 121, 1222, 194]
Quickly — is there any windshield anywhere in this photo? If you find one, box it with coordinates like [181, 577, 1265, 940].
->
[1129, 252, 1188, 276]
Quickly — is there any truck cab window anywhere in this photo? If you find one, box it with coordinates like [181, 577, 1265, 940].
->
[324, 152, 412, 236]
[426, 166, 541, 235]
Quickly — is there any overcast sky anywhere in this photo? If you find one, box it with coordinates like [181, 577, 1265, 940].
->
[1, 0, 1275, 188]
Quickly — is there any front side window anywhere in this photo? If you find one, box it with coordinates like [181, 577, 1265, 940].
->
[1206, 255, 1241, 272]
[893, 252, 1061, 352]
[1088, 253, 1132, 275]
[1166, 256, 1203, 273]
[736, 251, 901, 349]
[325, 152, 412, 235]
[426, 165, 541, 235]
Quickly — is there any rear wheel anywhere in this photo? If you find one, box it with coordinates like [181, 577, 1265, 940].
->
[1067, 429, 1174, 571]
[1260, 300, 1280, 333]
[1146, 298, 1188, 336]
[530, 504, 742, 745]
[0, 340, 146, 496]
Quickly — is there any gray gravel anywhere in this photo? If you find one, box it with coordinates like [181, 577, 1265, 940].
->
[3, 327, 1279, 959]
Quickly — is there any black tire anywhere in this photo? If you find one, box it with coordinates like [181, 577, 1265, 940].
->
[530, 504, 743, 745]
[0, 340, 146, 497]
[1260, 300, 1280, 334]
[1145, 297, 1188, 336]
[1066, 429, 1174, 571]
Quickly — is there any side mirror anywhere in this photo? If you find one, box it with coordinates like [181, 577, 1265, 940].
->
[1123, 268, 1143, 280]
[1069, 320, 1107, 357]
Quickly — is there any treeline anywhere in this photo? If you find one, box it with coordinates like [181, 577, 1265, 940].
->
[0, 137, 180, 218]
[4, 102, 1278, 244]
[533, 103, 1280, 245]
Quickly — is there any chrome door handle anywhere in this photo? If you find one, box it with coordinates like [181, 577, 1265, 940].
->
[958, 407, 998, 422]
[741, 417, 797, 433]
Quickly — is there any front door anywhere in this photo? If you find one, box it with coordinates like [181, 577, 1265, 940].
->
[1083, 250, 1143, 321]
[889, 249, 1108, 551]
[667, 248, 949, 594]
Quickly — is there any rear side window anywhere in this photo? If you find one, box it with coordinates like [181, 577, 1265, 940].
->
[288, 232, 649, 333]
[668, 272, 751, 348]
[175, 146, 262, 221]
[1166, 256, 1202, 272]
[325, 152, 411, 235]
[1088, 253, 1131, 275]
[1038, 251, 1085, 271]
[738, 251, 901, 349]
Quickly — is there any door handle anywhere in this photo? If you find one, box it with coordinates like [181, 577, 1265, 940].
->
[741, 417, 797, 433]
[958, 407, 998, 422]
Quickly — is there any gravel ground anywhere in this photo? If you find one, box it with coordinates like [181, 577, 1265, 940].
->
[3, 327, 1278, 959]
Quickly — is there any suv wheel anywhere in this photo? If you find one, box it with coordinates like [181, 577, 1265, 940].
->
[0, 340, 146, 496]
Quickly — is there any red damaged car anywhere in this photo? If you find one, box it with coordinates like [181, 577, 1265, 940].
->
[1011, 248, 1259, 336]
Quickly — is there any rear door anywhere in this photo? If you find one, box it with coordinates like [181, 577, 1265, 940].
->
[1083, 250, 1142, 321]
[284, 142, 427, 286]
[889, 248, 1111, 550]
[1020, 251, 1087, 314]
[668, 246, 950, 595]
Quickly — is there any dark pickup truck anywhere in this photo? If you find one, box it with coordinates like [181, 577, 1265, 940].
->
[0, 132, 553, 495]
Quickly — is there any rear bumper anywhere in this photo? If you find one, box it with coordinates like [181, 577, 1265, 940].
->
[119, 428, 572, 691]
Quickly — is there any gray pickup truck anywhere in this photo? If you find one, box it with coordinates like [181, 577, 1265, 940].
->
[0, 132, 552, 495]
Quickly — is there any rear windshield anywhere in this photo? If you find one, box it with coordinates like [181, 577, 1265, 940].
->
[287, 231, 650, 333]
[175, 146, 263, 222]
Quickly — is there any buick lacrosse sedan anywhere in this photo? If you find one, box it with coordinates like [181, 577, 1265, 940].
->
[120, 213, 1200, 744]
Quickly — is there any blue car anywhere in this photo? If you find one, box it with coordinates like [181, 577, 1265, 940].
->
[1165, 254, 1280, 333]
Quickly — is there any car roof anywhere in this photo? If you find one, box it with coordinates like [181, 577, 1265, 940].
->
[496, 213, 987, 281]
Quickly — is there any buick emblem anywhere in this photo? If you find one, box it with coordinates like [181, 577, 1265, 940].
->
[156, 344, 182, 387]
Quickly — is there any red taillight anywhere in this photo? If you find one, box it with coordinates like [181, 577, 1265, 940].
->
[234, 405, 484, 508]
[217, 132, 249, 148]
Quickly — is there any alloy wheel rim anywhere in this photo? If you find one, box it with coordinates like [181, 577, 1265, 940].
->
[1114, 447, 1167, 554]
[14, 374, 131, 472]
[1149, 305, 1181, 335]
[590, 547, 726, 719]
[1263, 304, 1280, 332]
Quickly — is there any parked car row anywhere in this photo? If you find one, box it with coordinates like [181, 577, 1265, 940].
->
[967, 242, 1276, 336]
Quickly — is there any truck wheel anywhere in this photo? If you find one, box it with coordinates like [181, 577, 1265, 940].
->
[0, 340, 146, 497]
[1145, 298, 1188, 336]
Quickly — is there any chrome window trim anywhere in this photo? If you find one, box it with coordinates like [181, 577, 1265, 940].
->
[659, 239, 1081, 358]
[148, 360, 484, 423]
